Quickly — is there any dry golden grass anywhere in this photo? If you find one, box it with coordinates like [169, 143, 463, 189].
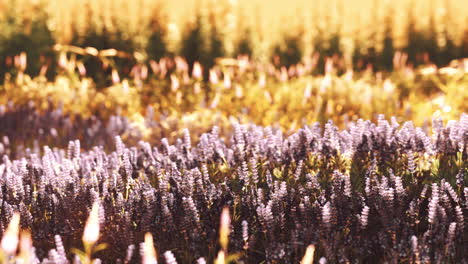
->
[1, 50, 466, 145]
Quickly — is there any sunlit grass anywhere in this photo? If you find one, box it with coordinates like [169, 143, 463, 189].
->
[1, 50, 466, 147]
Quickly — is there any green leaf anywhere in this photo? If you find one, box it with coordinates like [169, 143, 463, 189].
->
[93, 243, 109, 253]
[226, 252, 243, 263]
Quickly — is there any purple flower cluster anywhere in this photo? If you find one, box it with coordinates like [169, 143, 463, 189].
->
[0, 114, 466, 263]
[0, 102, 141, 158]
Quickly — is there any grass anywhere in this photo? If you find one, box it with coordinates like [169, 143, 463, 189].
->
[0, 50, 466, 152]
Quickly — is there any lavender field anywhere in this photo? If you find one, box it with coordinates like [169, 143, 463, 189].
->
[0, 0, 467, 263]
[0, 112, 466, 263]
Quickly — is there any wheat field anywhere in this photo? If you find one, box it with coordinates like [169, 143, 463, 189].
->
[41, 0, 467, 52]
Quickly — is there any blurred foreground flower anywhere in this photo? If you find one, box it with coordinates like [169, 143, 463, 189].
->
[1, 213, 20, 255]
[219, 207, 230, 251]
[83, 202, 100, 245]
[192, 62, 203, 79]
[258, 73, 266, 87]
[143, 233, 158, 264]
[100, 49, 118, 57]
[170, 74, 180, 91]
[19, 231, 33, 263]
[223, 73, 231, 89]
[209, 69, 219, 84]
[112, 69, 121, 84]
[85, 47, 99, 56]
[439, 67, 459, 76]
[301, 245, 315, 264]
[420, 65, 437, 75]
[214, 251, 225, 264]
[75, 202, 107, 264]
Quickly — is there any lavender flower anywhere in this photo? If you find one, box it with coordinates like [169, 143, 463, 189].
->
[359, 205, 370, 229]
[428, 184, 439, 225]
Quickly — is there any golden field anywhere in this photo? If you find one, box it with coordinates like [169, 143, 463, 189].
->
[3, 0, 465, 59]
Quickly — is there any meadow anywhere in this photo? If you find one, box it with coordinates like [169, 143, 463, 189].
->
[0, 0, 467, 263]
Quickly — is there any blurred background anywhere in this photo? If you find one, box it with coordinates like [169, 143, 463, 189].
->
[0, 0, 467, 80]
